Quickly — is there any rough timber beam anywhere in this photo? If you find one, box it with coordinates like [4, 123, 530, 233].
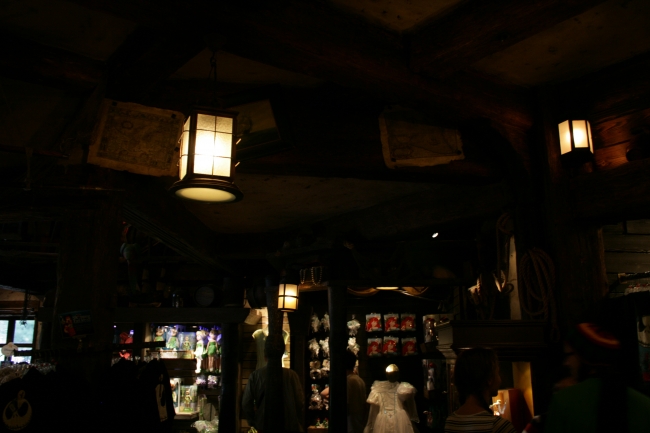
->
[409, 0, 608, 76]
[69, 0, 534, 130]
[0, 31, 104, 90]
[120, 173, 236, 274]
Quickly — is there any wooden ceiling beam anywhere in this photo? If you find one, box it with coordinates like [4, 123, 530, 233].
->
[69, 0, 534, 130]
[409, 0, 608, 76]
[319, 181, 511, 241]
[120, 173, 236, 274]
[0, 31, 104, 91]
[106, 26, 206, 101]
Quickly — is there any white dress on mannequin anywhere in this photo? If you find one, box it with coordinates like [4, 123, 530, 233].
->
[364, 380, 418, 433]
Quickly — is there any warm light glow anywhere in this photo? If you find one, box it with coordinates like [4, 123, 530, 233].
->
[175, 188, 237, 203]
[278, 283, 299, 312]
[376, 287, 399, 291]
[558, 120, 593, 155]
[432, 233, 439, 238]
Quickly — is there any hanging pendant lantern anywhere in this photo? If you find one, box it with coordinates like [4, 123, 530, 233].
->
[558, 119, 594, 164]
[170, 106, 243, 203]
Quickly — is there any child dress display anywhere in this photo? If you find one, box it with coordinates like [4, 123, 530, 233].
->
[363, 380, 418, 433]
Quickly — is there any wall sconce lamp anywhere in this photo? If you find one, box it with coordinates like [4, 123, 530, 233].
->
[278, 275, 299, 312]
[558, 120, 594, 164]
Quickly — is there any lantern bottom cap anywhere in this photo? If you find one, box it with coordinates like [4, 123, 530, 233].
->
[170, 178, 243, 203]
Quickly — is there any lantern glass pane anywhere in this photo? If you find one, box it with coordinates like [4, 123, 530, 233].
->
[213, 157, 231, 177]
[194, 154, 213, 175]
[284, 284, 298, 297]
[195, 130, 215, 155]
[284, 297, 297, 311]
[183, 116, 191, 132]
[558, 120, 572, 155]
[197, 114, 216, 131]
[214, 132, 232, 157]
[572, 120, 589, 149]
[181, 132, 189, 155]
[180, 155, 188, 179]
[216, 116, 234, 133]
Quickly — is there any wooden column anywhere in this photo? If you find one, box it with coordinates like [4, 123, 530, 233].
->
[328, 285, 347, 432]
[288, 293, 309, 429]
[537, 87, 609, 327]
[53, 190, 122, 383]
[263, 277, 286, 433]
[219, 277, 244, 432]
[218, 322, 240, 431]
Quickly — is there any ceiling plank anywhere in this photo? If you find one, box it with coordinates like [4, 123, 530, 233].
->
[106, 26, 206, 101]
[557, 51, 650, 121]
[0, 31, 104, 91]
[409, 0, 608, 76]
[68, 0, 534, 130]
[320, 181, 511, 241]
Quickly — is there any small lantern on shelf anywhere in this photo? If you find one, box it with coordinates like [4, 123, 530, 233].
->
[558, 119, 594, 164]
[169, 107, 243, 203]
[278, 275, 299, 312]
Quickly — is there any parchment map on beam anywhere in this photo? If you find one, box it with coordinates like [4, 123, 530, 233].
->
[379, 106, 464, 169]
[88, 100, 183, 176]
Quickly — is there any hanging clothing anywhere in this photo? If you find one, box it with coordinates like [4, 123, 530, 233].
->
[364, 381, 418, 433]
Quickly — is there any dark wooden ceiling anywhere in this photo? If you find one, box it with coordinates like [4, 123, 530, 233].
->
[1, 0, 649, 291]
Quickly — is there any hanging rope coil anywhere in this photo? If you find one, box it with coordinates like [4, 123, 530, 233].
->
[518, 247, 560, 341]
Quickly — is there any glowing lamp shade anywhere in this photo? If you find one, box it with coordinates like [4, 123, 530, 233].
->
[558, 120, 594, 160]
[170, 107, 243, 203]
[278, 283, 299, 312]
[376, 287, 399, 291]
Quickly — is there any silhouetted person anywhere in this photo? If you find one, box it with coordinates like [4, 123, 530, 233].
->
[544, 322, 650, 433]
[444, 347, 516, 433]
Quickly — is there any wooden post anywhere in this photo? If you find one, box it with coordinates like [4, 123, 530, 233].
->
[328, 284, 347, 432]
[218, 322, 240, 431]
[53, 190, 122, 383]
[219, 277, 244, 432]
[263, 277, 285, 433]
[537, 87, 609, 327]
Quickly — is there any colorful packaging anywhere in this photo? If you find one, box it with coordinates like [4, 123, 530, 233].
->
[367, 338, 382, 357]
[366, 313, 382, 332]
[400, 313, 416, 332]
[384, 313, 400, 332]
[402, 337, 417, 356]
[383, 336, 399, 356]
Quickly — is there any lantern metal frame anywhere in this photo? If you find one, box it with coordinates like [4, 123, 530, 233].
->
[558, 119, 594, 165]
[169, 105, 243, 203]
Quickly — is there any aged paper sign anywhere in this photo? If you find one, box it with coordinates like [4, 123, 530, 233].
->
[379, 106, 464, 168]
[88, 100, 183, 176]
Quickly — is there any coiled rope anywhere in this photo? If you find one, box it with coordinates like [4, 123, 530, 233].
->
[518, 247, 560, 341]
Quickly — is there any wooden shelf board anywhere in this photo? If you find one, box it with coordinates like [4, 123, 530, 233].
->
[36, 307, 250, 324]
